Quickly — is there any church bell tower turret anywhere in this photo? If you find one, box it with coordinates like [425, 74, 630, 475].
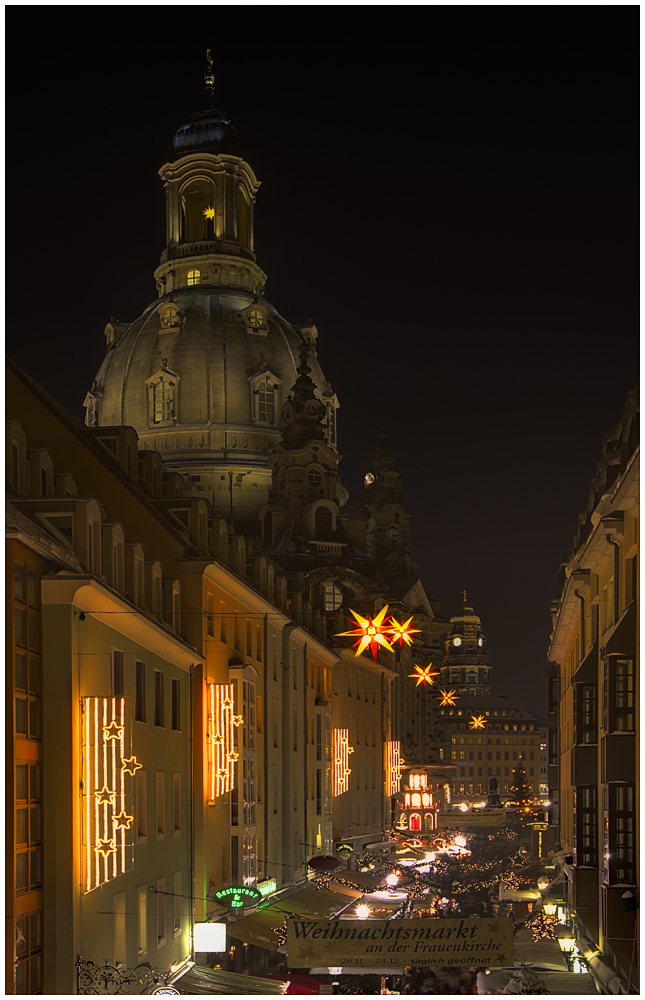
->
[154, 52, 266, 298]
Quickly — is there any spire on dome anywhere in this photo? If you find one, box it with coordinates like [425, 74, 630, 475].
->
[279, 341, 326, 446]
[204, 48, 216, 107]
[362, 425, 402, 504]
[173, 51, 241, 155]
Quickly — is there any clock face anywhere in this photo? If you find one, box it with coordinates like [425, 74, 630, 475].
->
[282, 403, 294, 422]
[453, 637, 462, 647]
[386, 526, 400, 542]
[304, 399, 320, 419]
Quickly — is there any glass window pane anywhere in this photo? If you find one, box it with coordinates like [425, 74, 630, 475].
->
[16, 809, 28, 845]
[28, 658, 40, 695]
[14, 607, 26, 646]
[27, 570, 37, 606]
[14, 562, 25, 601]
[15, 960, 27, 994]
[29, 700, 41, 739]
[15, 652, 27, 691]
[29, 765, 40, 802]
[28, 614, 39, 651]
[30, 806, 41, 845]
[29, 954, 42, 992]
[16, 917, 28, 955]
[16, 765, 27, 800]
[30, 848, 42, 887]
[16, 852, 27, 890]
[30, 912, 42, 950]
[16, 698, 28, 736]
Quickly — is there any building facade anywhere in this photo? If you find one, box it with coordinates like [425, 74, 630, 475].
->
[548, 388, 639, 990]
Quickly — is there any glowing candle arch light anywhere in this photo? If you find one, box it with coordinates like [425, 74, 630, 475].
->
[386, 740, 403, 797]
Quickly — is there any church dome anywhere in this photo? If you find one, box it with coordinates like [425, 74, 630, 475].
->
[86, 61, 340, 534]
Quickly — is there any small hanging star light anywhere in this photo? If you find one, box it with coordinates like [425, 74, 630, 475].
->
[409, 664, 440, 687]
[272, 921, 288, 947]
[469, 714, 487, 730]
[438, 689, 458, 707]
[388, 615, 421, 648]
[202, 205, 215, 220]
[336, 605, 395, 662]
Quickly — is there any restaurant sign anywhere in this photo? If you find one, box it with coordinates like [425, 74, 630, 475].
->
[213, 885, 262, 908]
[287, 916, 513, 968]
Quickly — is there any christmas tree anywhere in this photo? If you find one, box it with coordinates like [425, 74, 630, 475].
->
[509, 758, 532, 806]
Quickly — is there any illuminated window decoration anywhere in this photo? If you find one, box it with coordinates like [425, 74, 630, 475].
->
[469, 714, 487, 730]
[202, 205, 215, 220]
[409, 664, 439, 687]
[207, 683, 237, 801]
[438, 689, 458, 707]
[386, 740, 402, 797]
[388, 616, 421, 648]
[335, 604, 395, 662]
[82, 697, 135, 893]
[333, 728, 353, 796]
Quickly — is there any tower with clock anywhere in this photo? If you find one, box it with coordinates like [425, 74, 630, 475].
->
[361, 428, 418, 582]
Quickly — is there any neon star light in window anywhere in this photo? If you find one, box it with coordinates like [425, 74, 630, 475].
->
[386, 740, 403, 797]
[202, 205, 215, 220]
[389, 616, 421, 648]
[469, 714, 487, 730]
[82, 697, 135, 893]
[207, 683, 237, 801]
[333, 728, 353, 796]
[336, 605, 395, 662]
[409, 665, 440, 687]
[438, 689, 458, 707]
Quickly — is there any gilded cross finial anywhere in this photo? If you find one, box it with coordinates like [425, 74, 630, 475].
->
[205, 48, 215, 104]
[462, 589, 467, 603]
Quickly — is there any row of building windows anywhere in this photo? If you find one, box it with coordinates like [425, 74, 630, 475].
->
[453, 750, 537, 761]
[113, 875, 182, 967]
[134, 771, 182, 842]
[457, 766, 538, 778]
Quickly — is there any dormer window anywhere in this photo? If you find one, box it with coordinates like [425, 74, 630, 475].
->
[187, 269, 201, 287]
[241, 304, 268, 336]
[249, 369, 281, 425]
[145, 368, 180, 427]
[158, 303, 183, 333]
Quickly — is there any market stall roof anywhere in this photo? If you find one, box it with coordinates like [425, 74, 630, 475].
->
[171, 965, 287, 994]
[477, 970, 596, 994]
[499, 887, 541, 902]
[227, 884, 361, 952]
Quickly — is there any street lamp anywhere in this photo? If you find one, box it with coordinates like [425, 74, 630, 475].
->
[543, 901, 557, 917]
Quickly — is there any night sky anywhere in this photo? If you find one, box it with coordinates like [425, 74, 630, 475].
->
[7, 16, 639, 714]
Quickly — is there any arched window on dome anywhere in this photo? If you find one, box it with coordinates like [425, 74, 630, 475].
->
[237, 186, 249, 247]
[187, 269, 201, 287]
[181, 178, 215, 242]
[146, 369, 180, 427]
[249, 369, 281, 426]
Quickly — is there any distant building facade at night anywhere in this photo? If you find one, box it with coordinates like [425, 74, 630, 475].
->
[548, 388, 639, 991]
[437, 601, 548, 808]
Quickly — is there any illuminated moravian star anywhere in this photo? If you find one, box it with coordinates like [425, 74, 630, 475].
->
[388, 615, 421, 648]
[336, 605, 395, 662]
[408, 664, 440, 687]
[469, 714, 487, 730]
[438, 689, 458, 707]
[202, 205, 215, 220]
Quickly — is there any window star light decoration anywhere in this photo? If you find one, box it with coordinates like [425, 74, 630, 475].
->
[408, 664, 440, 687]
[438, 689, 458, 707]
[202, 205, 215, 220]
[469, 714, 487, 729]
[336, 605, 395, 662]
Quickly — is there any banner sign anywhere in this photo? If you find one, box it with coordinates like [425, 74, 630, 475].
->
[287, 916, 514, 968]
[437, 812, 505, 828]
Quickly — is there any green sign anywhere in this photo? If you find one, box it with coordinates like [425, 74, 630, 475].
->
[213, 885, 262, 909]
[257, 878, 277, 897]
[335, 842, 354, 854]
